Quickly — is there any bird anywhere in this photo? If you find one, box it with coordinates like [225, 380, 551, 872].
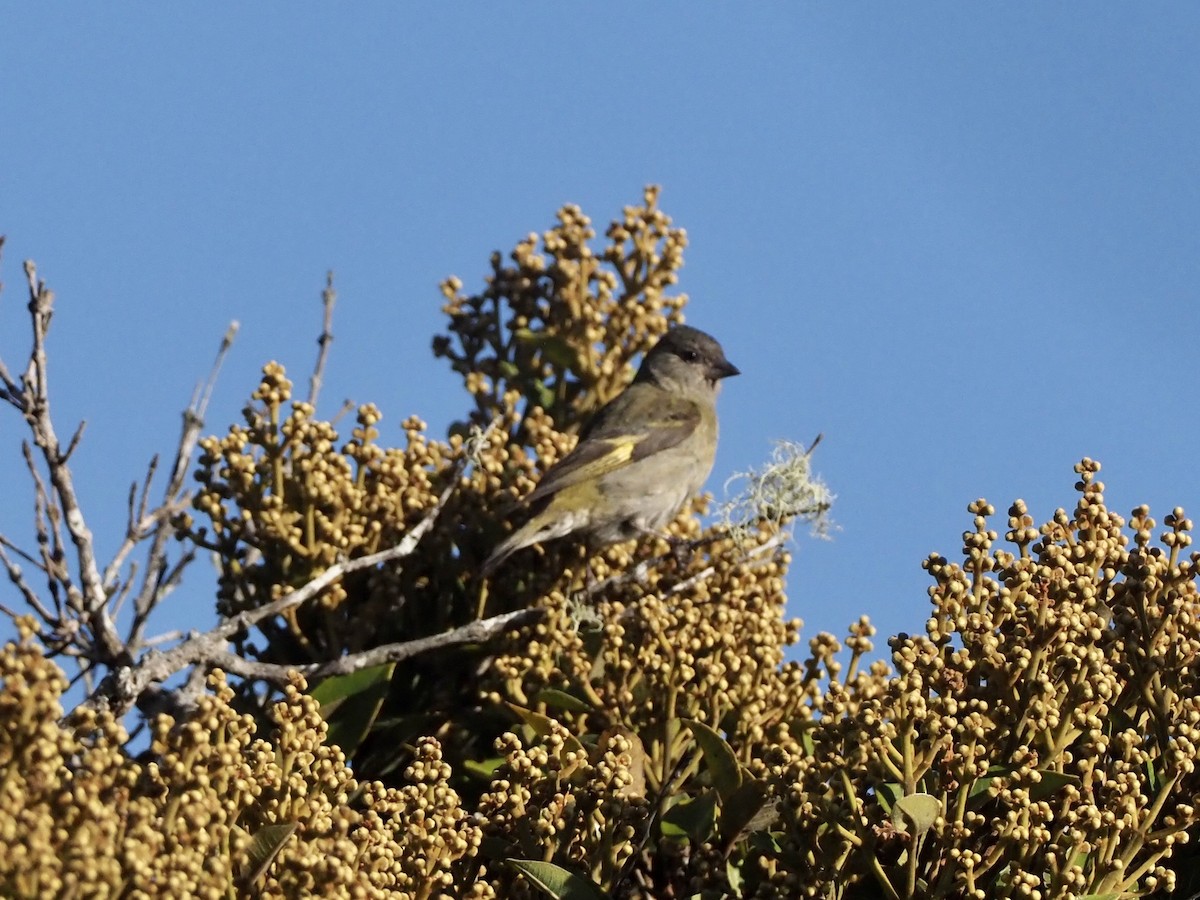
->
[482, 325, 739, 577]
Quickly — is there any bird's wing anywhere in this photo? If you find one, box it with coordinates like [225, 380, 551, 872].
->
[524, 389, 702, 505]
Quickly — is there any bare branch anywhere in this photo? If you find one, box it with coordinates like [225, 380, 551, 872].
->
[136, 455, 158, 525]
[216, 471, 459, 642]
[4, 260, 533, 750]
[582, 535, 716, 602]
[87, 455, 469, 716]
[14, 266, 124, 662]
[153, 547, 196, 604]
[125, 511, 190, 647]
[61, 420, 87, 464]
[0, 534, 43, 570]
[142, 629, 185, 647]
[0, 357, 20, 408]
[583, 528, 789, 608]
[23, 433, 69, 618]
[197, 608, 545, 687]
[0, 264, 239, 679]
[661, 529, 789, 600]
[0, 540, 56, 624]
[128, 323, 237, 649]
[308, 271, 336, 407]
[192, 321, 238, 428]
[329, 399, 354, 427]
[103, 459, 160, 592]
[109, 561, 138, 620]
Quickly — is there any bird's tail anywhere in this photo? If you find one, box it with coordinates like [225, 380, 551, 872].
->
[480, 508, 564, 578]
[482, 505, 574, 578]
[484, 518, 547, 580]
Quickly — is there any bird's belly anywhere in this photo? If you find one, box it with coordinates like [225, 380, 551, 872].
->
[594, 471, 692, 537]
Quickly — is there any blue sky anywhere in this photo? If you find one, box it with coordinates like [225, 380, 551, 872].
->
[2, 6, 1199, 661]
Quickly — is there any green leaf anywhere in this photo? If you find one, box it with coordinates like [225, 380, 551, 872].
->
[533, 379, 557, 411]
[683, 719, 742, 801]
[582, 628, 606, 678]
[874, 782, 903, 814]
[597, 726, 646, 798]
[719, 778, 778, 850]
[892, 793, 940, 837]
[1144, 758, 1162, 793]
[798, 726, 815, 758]
[725, 858, 745, 897]
[1028, 770, 1081, 801]
[1069, 849, 1092, 870]
[536, 687, 596, 714]
[310, 662, 395, 756]
[240, 821, 298, 888]
[310, 662, 394, 714]
[479, 835, 515, 860]
[505, 859, 610, 900]
[748, 830, 782, 855]
[463, 756, 506, 780]
[968, 764, 1013, 800]
[661, 791, 719, 843]
[350, 712, 441, 780]
[506, 703, 586, 757]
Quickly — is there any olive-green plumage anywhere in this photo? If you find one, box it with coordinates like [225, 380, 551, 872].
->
[482, 325, 739, 576]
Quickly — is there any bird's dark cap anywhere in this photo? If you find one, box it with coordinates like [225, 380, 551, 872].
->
[653, 325, 739, 380]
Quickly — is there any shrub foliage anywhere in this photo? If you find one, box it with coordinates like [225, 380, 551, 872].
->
[1, 191, 1198, 898]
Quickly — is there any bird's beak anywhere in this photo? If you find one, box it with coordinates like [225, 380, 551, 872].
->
[710, 358, 740, 380]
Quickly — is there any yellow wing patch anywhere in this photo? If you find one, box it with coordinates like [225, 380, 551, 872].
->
[565, 437, 636, 479]
[524, 434, 643, 505]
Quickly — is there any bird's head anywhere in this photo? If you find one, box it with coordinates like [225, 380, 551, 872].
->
[637, 325, 740, 393]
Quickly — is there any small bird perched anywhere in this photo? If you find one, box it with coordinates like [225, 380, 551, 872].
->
[482, 325, 739, 576]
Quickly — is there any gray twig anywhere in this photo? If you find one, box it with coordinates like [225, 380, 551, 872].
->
[308, 271, 336, 407]
[86, 453, 472, 716]
[584, 528, 788, 604]
[16, 263, 123, 662]
[198, 608, 544, 686]
[0, 541, 54, 623]
[0, 252, 239, 680]
[128, 321, 236, 651]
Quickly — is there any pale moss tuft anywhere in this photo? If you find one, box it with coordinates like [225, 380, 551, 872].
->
[720, 437, 835, 546]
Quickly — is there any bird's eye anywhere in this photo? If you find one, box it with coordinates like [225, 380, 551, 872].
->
[682, 350, 699, 362]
